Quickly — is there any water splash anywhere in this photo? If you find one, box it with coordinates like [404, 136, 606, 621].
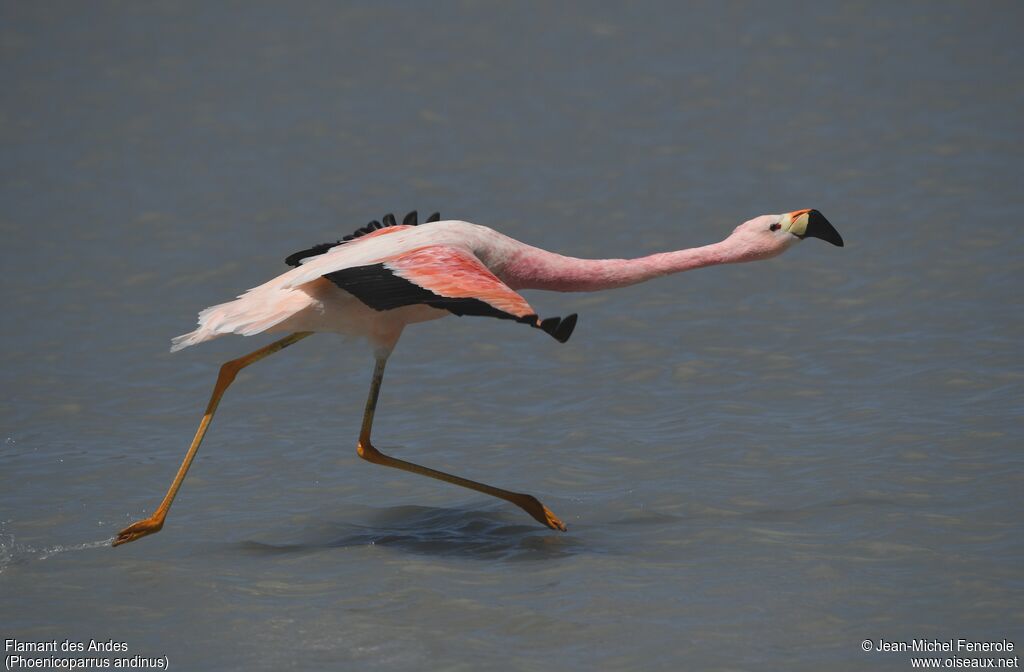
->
[0, 526, 114, 573]
[36, 538, 115, 560]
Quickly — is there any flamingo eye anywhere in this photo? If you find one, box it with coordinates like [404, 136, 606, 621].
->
[769, 223, 781, 231]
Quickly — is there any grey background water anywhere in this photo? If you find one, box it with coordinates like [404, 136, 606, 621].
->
[2, 2, 1021, 670]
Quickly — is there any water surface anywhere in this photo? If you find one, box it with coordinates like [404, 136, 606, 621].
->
[2, 2, 1021, 670]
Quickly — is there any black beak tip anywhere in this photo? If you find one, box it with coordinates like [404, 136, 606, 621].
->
[808, 209, 844, 247]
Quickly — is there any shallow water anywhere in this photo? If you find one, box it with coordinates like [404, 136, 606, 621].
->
[1, 2, 1022, 670]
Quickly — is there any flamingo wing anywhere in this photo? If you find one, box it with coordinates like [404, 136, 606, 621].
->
[324, 245, 578, 343]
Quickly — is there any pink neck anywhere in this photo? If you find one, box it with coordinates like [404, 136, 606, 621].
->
[505, 242, 731, 292]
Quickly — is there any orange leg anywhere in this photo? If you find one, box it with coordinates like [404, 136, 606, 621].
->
[113, 332, 313, 547]
[355, 357, 567, 531]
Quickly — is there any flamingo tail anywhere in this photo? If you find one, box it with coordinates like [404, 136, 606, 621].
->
[170, 286, 318, 352]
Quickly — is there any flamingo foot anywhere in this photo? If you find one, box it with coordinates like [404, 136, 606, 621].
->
[112, 517, 164, 547]
[517, 494, 568, 532]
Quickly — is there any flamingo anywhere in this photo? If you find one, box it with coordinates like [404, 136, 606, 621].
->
[113, 208, 843, 546]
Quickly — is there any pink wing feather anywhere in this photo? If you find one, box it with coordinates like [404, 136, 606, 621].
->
[384, 245, 536, 319]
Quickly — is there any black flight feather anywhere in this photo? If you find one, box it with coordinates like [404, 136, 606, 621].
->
[284, 209, 441, 267]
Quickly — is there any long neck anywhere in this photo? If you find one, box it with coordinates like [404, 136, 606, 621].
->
[505, 241, 732, 292]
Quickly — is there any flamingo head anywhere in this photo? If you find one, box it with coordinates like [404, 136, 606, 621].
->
[725, 209, 843, 262]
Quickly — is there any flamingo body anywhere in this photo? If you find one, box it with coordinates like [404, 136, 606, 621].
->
[171, 218, 579, 353]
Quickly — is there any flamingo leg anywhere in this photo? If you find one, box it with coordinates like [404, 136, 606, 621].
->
[355, 357, 567, 531]
[113, 331, 313, 547]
